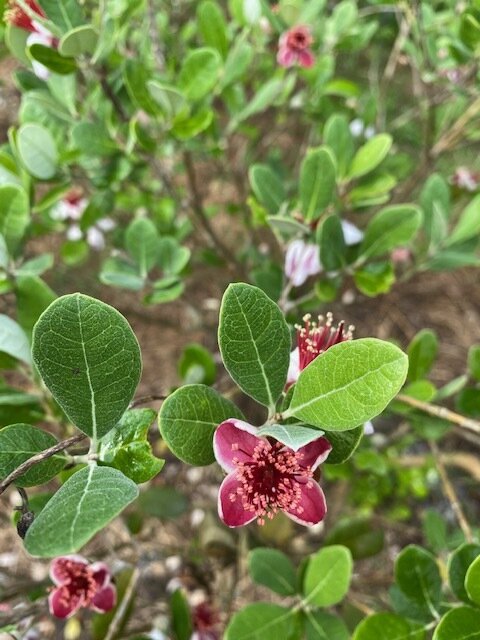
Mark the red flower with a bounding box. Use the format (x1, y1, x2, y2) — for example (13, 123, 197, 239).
(4, 0, 45, 33)
(48, 555, 116, 619)
(214, 419, 331, 527)
(287, 313, 354, 386)
(191, 601, 220, 640)
(277, 25, 315, 68)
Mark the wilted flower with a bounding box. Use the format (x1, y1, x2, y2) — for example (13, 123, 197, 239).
(284, 239, 321, 287)
(451, 166, 480, 192)
(214, 419, 331, 527)
(191, 601, 220, 640)
(5, 1, 56, 79)
(277, 25, 315, 68)
(48, 555, 116, 619)
(287, 312, 354, 386)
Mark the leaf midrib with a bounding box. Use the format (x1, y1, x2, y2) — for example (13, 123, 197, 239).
(76, 295, 97, 441)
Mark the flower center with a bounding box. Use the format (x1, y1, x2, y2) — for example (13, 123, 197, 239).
(296, 312, 354, 371)
(55, 560, 97, 607)
(230, 440, 313, 525)
(287, 28, 312, 52)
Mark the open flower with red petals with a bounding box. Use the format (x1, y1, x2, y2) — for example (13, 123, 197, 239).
(48, 555, 116, 619)
(214, 419, 331, 527)
(277, 25, 315, 68)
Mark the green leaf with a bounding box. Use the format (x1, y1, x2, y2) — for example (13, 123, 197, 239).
(407, 330, 438, 382)
(420, 173, 450, 247)
(249, 164, 285, 215)
(359, 205, 422, 259)
(125, 218, 159, 277)
(38, 0, 85, 31)
(349, 173, 397, 208)
(354, 613, 426, 640)
(24, 465, 138, 557)
(158, 384, 244, 465)
(0, 423, 65, 486)
(178, 344, 216, 386)
(303, 545, 353, 606)
(395, 545, 441, 616)
(71, 122, 117, 156)
(225, 603, 295, 640)
(15, 276, 56, 336)
(172, 108, 213, 139)
(5, 24, 30, 65)
(354, 262, 395, 297)
(144, 277, 184, 304)
(222, 40, 253, 87)
(17, 123, 58, 180)
(218, 283, 291, 409)
(178, 48, 222, 101)
(257, 424, 324, 451)
(157, 237, 190, 275)
(147, 81, 185, 119)
(305, 611, 349, 640)
(317, 215, 346, 271)
(32, 294, 142, 440)
(465, 555, 480, 605)
(0, 234, 8, 269)
(0, 184, 29, 252)
(0, 315, 31, 365)
(230, 78, 284, 129)
(422, 509, 447, 554)
(58, 25, 98, 56)
(125, 61, 163, 116)
(99, 257, 144, 291)
(16, 253, 54, 277)
(170, 589, 193, 640)
(447, 194, 480, 245)
(323, 115, 354, 178)
(326, 517, 384, 560)
(300, 147, 337, 222)
(100, 409, 164, 484)
(138, 486, 189, 520)
(28, 44, 76, 74)
(433, 607, 480, 640)
(468, 345, 480, 382)
(287, 338, 408, 431)
(324, 426, 364, 464)
(248, 548, 297, 596)
(197, 1, 228, 58)
(347, 134, 392, 180)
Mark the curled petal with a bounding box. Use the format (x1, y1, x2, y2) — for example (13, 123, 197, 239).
(298, 49, 315, 68)
(285, 481, 327, 526)
(297, 436, 332, 471)
(277, 47, 296, 67)
(341, 220, 363, 245)
(285, 240, 321, 287)
(90, 562, 111, 589)
(213, 419, 260, 473)
(218, 473, 256, 528)
(48, 587, 83, 619)
(50, 555, 88, 585)
(286, 347, 300, 387)
(91, 584, 117, 613)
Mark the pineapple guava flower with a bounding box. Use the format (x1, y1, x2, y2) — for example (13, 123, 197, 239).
(451, 167, 479, 192)
(48, 555, 116, 619)
(213, 419, 331, 527)
(277, 25, 315, 68)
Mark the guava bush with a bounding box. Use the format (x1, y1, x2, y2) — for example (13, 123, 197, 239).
(1, 0, 480, 639)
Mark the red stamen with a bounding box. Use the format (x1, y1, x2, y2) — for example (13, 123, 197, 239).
(4, 0, 45, 32)
(295, 312, 354, 371)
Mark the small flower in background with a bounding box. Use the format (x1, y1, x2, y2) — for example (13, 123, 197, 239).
(284, 221, 364, 287)
(349, 118, 376, 140)
(451, 166, 480, 192)
(52, 189, 115, 250)
(214, 418, 331, 527)
(391, 246, 411, 264)
(284, 239, 321, 287)
(48, 555, 116, 619)
(191, 601, 220, 640)
(287, 312, 354, 387)
(5, 0, 56, 80)
(277, 25, 315, 69)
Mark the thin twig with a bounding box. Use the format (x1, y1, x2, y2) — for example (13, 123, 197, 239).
(104, 568, 140, 640)
(430, 441, 474, 543)
(183, 150, 246, 277)
(0, 433, 87, 495)
(129, 394, 167, 408)
(396, 394, 480, 436)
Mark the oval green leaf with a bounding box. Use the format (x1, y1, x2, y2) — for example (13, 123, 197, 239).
(0, 184, 30, 252)
(354, 613, 426, 640)
(24, 465, 138, 557)
(395, 545, 441, 616)
(17, 123, 58, 180)
(218, 283, 291, 410)
(448, 543, 480, 603)
(360, 205, 422, 259)
(32, 294, 142, 440)
(300, 147, 337, 222)
(433, 607, 480, 640)
(225, 603, 295, 640)
(348, 134, 392, 180)
(248, 548, 297, 596)
(287, 338, 408, 431)
(303, 545, 353, 607)
(178, 47, 222, 101)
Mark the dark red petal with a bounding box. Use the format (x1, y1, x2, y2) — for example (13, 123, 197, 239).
(91, 562, 111, 589)
(91, 584, 117, 613)
(213, 419, 260, 473)
(284, 481, 326, 526)
(218, 473, 256, 528)
(48, 587, 83, 619)
(297, 436, 332, 471)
